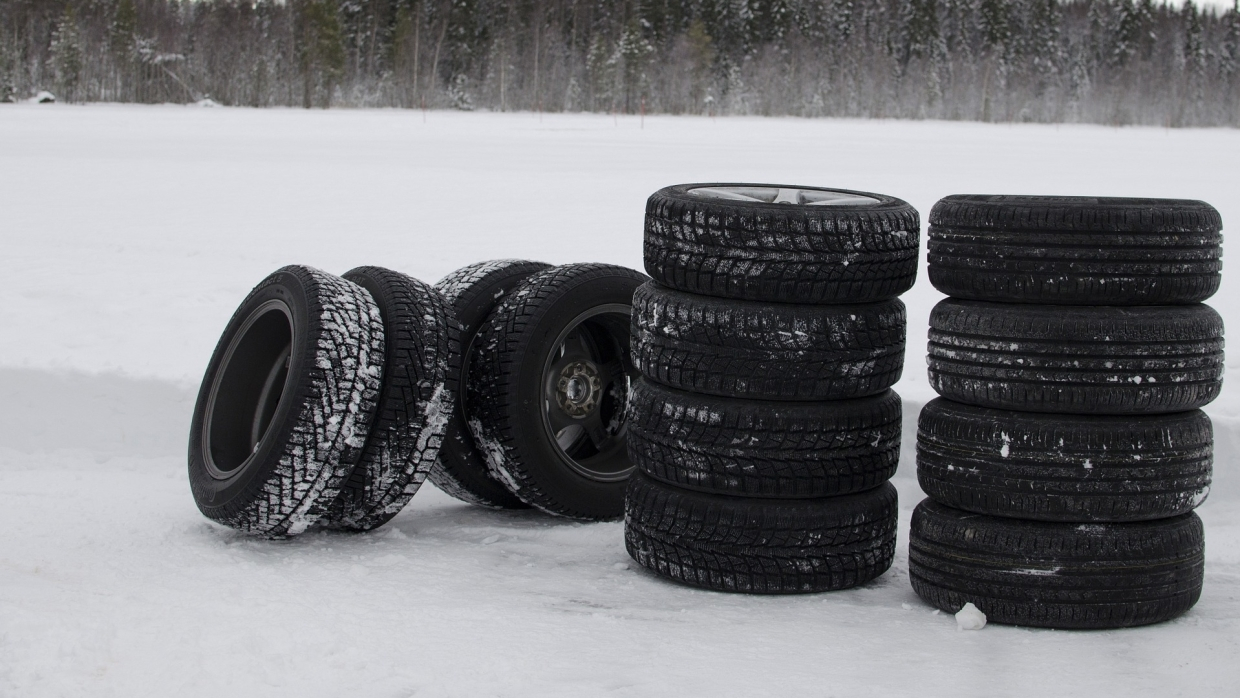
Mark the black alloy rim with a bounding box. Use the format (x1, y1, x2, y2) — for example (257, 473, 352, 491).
(540, 304, 636, 483)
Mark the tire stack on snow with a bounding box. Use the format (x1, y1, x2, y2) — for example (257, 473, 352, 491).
(625, 183, 921, 593)
(911, 195, 1224, 628)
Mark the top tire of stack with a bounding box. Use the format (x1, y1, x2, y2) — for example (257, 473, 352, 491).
(928, 195, 1223, 305)
(644, 183, 920, 304)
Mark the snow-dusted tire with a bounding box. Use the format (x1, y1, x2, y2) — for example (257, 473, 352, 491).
(908, 499, 1204, 629)
(927, 299, 1224, 414)
(628, 379, 901, 498)
(317, 267, 457, 531)
(625, 473, 898, 593)
(928, 195, 1223, 305)
(188, 265, 384, 538)
(917, 399, 1212, 522)
(644, 183, 919, 304)
(632, 282, 905, 401)
(468, 263, 648, 520)
(429, 260, 551, 509)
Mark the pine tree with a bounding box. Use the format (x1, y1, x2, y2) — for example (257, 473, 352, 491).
(50, 5, 84, 102)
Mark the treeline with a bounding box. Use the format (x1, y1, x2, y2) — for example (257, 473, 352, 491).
(2, 0, 1239, 126)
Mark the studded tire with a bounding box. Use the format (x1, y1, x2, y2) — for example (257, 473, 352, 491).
(188, 265, 385, 538)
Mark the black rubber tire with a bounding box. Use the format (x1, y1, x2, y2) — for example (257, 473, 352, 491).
(188, 265, 385, 538)
(628, 379, 901, 498)
(644, 183, 919, 304)
(316, 267, 458, 531)
(917, 398, 1212, 522)
(908, 499, 1205, 629)
(428, 260, 551, 509)
(927, 299, 1224, 415)
(632, 282, 905, 401)
(467, 263, 648, 519)
(625, 473, 898, 594)
(928, 195, 1223, 305)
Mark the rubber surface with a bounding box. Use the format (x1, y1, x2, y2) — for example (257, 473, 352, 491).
(908, 499, 1205, 629)
(917, 398, 1212, 522)
(644, 183, 919, 304)
(628, 379, 901, 498)
(928, 195, 1223, 305)
(318, 267, 458, 531)
(626, 473, 898, 593)
(188, 265, 384, 538)
(467, 263, 648, 520)
(429, 260, 551, 509)
(632, 282, 905, 401)
(927, 299, 1224, 414)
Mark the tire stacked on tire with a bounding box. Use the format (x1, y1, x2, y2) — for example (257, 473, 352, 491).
(912, 195, 1224, 628)
(626, 183, 921, 593)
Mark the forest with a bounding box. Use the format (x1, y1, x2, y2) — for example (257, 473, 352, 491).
(2, 0, 1239, 126)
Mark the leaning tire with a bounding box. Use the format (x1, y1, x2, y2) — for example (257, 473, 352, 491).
(632, 282, 905, 401)
(628, 379, 901, 498)
(917, 399, 1212, 522)
(928, 195, 1223, 305)
(644, 183, 919, 304)
(927, 299, 1224, 414)
(625, 473, 898, 593)
(428, 260, 551, 509)
(467, 263, 648, 519)
(908, 499, 1205, 629)
(188, 265, 384, 538)
(317, 267, 457, 531)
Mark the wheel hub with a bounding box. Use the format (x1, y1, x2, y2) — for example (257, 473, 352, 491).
(555, 361, 602, 418)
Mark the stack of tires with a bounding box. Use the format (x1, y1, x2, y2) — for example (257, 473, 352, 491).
(625, 183, 921, 593)
(911, 195, 1224, 628)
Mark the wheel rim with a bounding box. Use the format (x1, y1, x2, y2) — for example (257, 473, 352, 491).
(686, 185, 881, 207)
(202, 299, 296, 480)
(540, 303, 636, 483)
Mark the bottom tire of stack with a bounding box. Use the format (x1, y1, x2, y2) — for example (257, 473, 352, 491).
(908, 499, 1205, 629)
(625, 473, 898, 593)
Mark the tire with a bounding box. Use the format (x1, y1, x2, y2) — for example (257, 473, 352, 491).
(625, 473, 898, 593)
(317, 267, 458, 531)
(928, 195, 1223, 305)
(908, 499, 1205, 629)
(917, 398, 1212, 522)
(467, 263, 648, 519)
(188, 266, 385, 538)
(632, 282, 905, 401)
(428, 260, 551, 509)
(644, 183, 919, 304)
(927, 299, 1224, 414)
(628, 379, 901, 498)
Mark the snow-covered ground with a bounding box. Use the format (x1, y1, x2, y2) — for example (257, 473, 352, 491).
(1, 104, 1238, 696)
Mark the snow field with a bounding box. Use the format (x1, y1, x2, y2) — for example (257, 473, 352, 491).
(1, 104, 1239, 695)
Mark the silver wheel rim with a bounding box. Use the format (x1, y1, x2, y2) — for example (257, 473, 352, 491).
(540, 303, 636, 483)
(686, 185, 881, 207)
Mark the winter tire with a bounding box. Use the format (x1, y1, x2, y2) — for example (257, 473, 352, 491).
(928, 195, 1223, 305)
(316, 267, 457, 531)
(625, 472, 898, 594)
(917, 398, 1212, 522)
(632, 282, 905, 401)
(188, 265, 384, 538)
(908, 499, 1205, 629)
(628, 379, 901, 498)
(428, 260, 551, 509)
(644, 183, 919, 304)
(927, 299, 1224, 414)
(467, 263, 648, 519)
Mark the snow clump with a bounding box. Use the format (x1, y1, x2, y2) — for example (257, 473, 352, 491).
(955, 603, 987, 631)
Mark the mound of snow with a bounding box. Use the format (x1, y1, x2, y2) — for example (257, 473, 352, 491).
(956, 602, 988, 631)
